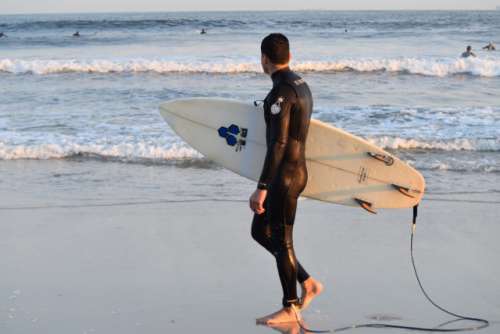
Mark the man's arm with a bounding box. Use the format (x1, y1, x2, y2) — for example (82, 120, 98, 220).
(257, 85, 295, 189)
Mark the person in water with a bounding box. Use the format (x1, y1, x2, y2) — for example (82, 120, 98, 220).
(0, 32, 7, 38)
(200, 28, 207, 35)
(73, 31, 80, 37)
(482, 42, 496, 51)
(250, 33, 323, 325)
(461, 45, 476, 58)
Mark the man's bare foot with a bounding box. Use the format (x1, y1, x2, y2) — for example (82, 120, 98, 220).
(266, 321, 301, 334)
(300, 277, 324, 310)
(256, 305, 301, 325)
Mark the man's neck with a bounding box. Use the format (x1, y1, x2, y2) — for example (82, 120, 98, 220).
(269, 63, 289, 77)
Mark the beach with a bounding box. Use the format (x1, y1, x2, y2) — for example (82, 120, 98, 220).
(1, 159, 499, 333)
(1, 10, 499, 333)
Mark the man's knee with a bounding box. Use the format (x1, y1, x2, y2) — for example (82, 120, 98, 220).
(271, 229, 294, 254)
(251, 217, 271, 244)
(274, 238, 293, 254)
(251, 223, 262, 243)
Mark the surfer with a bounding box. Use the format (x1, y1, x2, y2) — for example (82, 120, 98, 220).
(73, 31, 80, 37)
(250, 33, 323, 325)
(200, 28, 207, 35)
(461, 45, 476, 58)
(482, 42, 496, 51)
(0, 32, 7, 38)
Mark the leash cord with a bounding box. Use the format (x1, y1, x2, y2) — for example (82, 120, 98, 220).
(292, 208, 489, 333)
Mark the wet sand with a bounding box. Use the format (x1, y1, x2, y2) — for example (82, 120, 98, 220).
(1, 161, 499, 333)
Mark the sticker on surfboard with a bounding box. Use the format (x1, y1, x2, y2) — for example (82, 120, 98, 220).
(218, 124, 248, 152)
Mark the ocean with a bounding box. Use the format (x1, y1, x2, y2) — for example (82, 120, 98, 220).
(0, 10, 499, 202)
(1, 11, 500, 334)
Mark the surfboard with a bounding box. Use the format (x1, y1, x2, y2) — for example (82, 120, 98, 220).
(159, 98, 425, 212)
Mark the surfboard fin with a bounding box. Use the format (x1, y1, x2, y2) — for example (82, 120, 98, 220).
(355, 198, 377, 214)
(392, 184, 418, 198)
(367, 152, 394, 166)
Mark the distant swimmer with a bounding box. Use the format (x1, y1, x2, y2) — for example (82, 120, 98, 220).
(200, 28, 207, 35)
(0, 32, 7, 38)
(482, 42, 496, 51)
(73, 31, 80, 37)
(461, 45, 476, 58)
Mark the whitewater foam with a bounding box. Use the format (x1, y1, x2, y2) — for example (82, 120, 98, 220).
(0, 142, 202, 162)
(1, 136, 498, 164)
(1, 57, 499, 77)
(367, 136, 500, 151)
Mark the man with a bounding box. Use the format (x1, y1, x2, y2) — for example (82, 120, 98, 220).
(482, 42, 496, 51)
(461, 45, 476, 58)
(249, 33, 323, 325)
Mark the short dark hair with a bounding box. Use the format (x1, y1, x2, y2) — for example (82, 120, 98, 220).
(261, 33, 290, 65)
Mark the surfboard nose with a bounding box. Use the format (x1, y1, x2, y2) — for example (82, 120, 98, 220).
(160, 98, 216, 118)
(159, 99, 187, 116)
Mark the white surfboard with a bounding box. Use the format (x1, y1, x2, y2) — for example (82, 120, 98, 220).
(159, 98, 425, 212)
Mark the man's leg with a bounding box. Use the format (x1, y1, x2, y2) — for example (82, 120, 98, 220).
(278, 195, 323, 311)
(256, 182, 323, 324)
(256, 189, 302, 324)
(251, 211, 310, 284)
(273, 221, 300, 307)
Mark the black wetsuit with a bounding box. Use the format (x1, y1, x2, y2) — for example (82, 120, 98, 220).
(251, 67, 313, 307)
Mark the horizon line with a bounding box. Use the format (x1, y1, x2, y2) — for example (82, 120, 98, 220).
(0, 8, 498, 15)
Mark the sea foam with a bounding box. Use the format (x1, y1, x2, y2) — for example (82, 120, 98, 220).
(1, 136, 498, 162)
(1, 57, 499, 77)
(0, 142, 201, 162)
(367, 136, 500, 151)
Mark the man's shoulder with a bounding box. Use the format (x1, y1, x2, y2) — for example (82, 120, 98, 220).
(281, 70, 307, 86)
(273, 83, 297, 104)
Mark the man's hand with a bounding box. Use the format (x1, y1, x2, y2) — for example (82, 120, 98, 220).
(249, 188, 267, 214)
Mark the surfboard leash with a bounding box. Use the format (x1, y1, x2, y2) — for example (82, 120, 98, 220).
(290, 205, 490, 333)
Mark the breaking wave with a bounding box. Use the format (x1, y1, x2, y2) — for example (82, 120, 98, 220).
(0, 142, 203, 163)
(0, 137, 498, 162)
(367, 137, 500, 152)
(1, 57, 500, 77)
(1, 137, 498, 173)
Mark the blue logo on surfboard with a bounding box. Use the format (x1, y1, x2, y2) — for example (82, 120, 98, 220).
(218, 124, 248, 152)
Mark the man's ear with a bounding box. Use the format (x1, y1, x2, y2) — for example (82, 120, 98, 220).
(261, 53, 269, 65)
(289, 52, 292, 63)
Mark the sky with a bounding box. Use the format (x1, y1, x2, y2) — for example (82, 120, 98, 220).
(0, 0, 498, 14)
